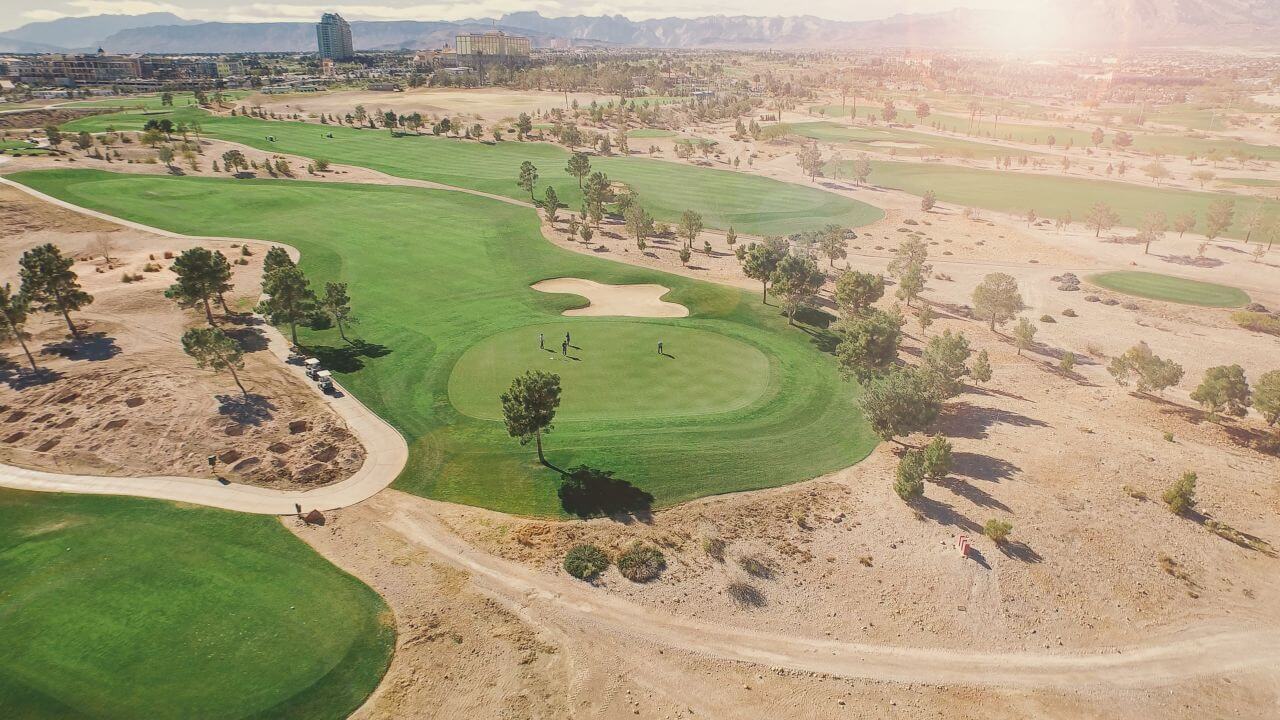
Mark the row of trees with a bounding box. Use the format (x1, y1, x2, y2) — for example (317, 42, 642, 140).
(1107, 341, 1280, 429)
(176, 245, 356, 397)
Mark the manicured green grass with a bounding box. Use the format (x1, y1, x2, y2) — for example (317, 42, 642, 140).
(449, 321, 771, 421)
(779, 121, 1039, 160)
(60, 91, 247, 110)
(62, 109, 882, 235)
(1221, 177, 1280, 188)
(0, 140, 48, 156)
(0, 488, 394, 720)
(839, 159, 1279, 240)
(13, 170, 877, 517)
(810, 102, 1280, 160)
(627, 128, 676, 138)
(1087, 271, 1250, 307)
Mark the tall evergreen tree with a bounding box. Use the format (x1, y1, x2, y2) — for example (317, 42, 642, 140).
(19, 243, 93, 339)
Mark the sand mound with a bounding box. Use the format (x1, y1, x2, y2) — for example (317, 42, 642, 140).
(531, 278, 688, 318)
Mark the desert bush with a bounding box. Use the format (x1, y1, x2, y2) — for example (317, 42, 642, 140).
(617, 543, 665, 582)
(737, 556, 774, 579)
(1040, 314, 1056, 323)
(1059, 352, 1076, 373)
(922, 435, 952, 480)
(701, 535, 726, 562)
(1163, 432, 1175, 442)
(726, 581, 765, 608)
(1163, 471, 1197, 515)
(240, 245, 253, 256)
(142, 262, 161, 272)
(1232, 311, 1280, 337)
(563, 544, 610, 580)
(858, 556, 873, 567)
(894, 450, 926, 502)
(163, 250, 174, 259)
(120, 272, 143, 283)
(1062, 308, 1078, 317)
(983, 518, 1013, 544)
(1122, 485, 1148, 501)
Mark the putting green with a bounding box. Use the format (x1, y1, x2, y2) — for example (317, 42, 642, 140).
(449, 321, 772, 421)
(0, 489, 393, 720)
(13, 170, 877, 517)
(1088, 271, 1250, 308)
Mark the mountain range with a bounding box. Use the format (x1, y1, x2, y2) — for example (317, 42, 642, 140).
(2, 2, 1278, 54)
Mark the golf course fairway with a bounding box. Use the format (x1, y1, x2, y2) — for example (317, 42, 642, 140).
(12, 170, 877, 518)
(0, 489, 393, 720)
(61, 107, 883, 236)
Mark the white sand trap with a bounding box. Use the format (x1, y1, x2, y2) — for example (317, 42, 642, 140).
(869, 141, 930, 149)
(532, 278, 688, 318)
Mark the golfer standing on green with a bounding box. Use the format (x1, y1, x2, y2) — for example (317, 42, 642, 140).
(657, 340, 663, 355)
(539, 332, 544, 349)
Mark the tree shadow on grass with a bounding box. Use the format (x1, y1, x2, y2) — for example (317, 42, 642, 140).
(217, 393, 276, 426)
(793, 305, 835, 329)
(950, 451, 1020, 482)
(557, 465, 653, 523)
(42, 332, 120, 361)
(308, 340, 390, 373)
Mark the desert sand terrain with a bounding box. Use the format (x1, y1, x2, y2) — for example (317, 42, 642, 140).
(0, 183, 364, 488)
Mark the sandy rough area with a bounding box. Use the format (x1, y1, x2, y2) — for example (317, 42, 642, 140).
(0, 184, 365, 488)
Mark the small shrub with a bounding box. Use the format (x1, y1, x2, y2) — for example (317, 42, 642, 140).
(1059, 352, 1076, 373)
(563, 544, 610, 580)
(983, 518, 1012, 544)
(1163, 471, 1197, 515)
(142, 262, 161, 272)
(1040, 314, 1056, 323)
(922, 435, 952, 480)
(701, 535, 726, 562)
(1122, 485, 1148, 501)
(858, 556, 873, 567)
(726, 581, 765, 608)
(1232, 311, 1280, 337)
(1062, 308, 1078, 317)
(235, 257, 249, 266)
(1158, 554, 1194, 586)
(163, 250, 174, 259)
(1163, 432, 1175, 443)
(737, 556, 774, 579)
(120, 272, 143, 283)
(894, 451, 926, 502)
(617, 543, 665, 582)
(240, 245, 253, 256)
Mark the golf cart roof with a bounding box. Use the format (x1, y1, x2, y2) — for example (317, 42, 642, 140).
(316, 370, 332, 378)
(304, 358, 321, 366)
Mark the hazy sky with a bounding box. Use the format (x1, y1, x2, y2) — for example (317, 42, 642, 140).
(0, 0, 1031, 32)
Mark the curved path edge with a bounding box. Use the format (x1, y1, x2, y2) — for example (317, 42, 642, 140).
(0, 170, 408, 515)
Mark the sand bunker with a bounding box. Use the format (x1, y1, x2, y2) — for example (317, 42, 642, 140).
(869, 141, 930, 149)
(532, 278, 688, 318)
